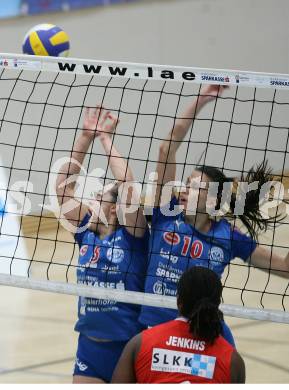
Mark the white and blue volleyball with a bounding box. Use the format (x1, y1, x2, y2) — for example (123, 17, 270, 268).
(22, 24, 70, 57)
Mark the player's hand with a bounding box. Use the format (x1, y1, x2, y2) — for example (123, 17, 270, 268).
(82, 106, 119, 139)
(199, 84, 228, 104)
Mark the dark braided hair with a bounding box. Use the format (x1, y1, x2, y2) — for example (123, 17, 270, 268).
(177, 266, 223, 345)
(195, 161, 284, 241)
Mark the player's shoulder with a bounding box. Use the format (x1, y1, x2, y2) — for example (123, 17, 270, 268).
(75, 215, 98, 245)
(230, 223, 253, 241)
(217, 219, 247, 238)
(217, 218, 231, 230)
(143, 319, 179, 338)
(117, 225, 150, 246)
(217, 218, 246, 236)
(216, 333, 236, 352)
(210, 218, 232, 238)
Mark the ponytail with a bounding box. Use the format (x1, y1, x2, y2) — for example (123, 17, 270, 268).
(177, 267, 223, 344)
(188, 298, 222, 345)
(234, 161, 284, 241)
(196, 161, 285, 241)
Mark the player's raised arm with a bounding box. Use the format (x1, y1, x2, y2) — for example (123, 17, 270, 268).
(249, 245, 289, 279)
(96, 110, 147, 238)
(154, 84, 226, 207)
(55, 107, 102, 227)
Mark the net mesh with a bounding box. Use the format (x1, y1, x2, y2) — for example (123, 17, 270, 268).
(0, 55, 288, 322)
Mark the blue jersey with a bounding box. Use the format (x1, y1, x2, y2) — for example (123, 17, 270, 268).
(139, 198, 256, 327)
(75, 214, 149, 340)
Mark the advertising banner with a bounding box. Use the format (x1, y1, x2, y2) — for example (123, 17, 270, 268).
(22, 0, 136, 15)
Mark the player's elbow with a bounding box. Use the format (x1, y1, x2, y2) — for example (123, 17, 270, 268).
(55, 175, 74, 203)
(55, 176, 65, 196)
(285, 257, 289, 278)
(159, 142, 170, 161)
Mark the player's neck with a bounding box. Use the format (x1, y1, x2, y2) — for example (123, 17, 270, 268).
(185, 213, 212, 233)
(97, 218, 118, 239)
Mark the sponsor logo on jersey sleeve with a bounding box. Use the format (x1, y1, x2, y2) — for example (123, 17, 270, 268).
(208, 246, 224, 268)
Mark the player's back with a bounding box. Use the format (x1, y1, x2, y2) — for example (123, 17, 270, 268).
(135, 317, 234, 383)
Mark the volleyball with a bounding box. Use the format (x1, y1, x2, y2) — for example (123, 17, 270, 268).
(22, 23, 70, 57)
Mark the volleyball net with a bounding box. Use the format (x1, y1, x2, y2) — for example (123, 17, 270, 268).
(0, 53, 288, 323)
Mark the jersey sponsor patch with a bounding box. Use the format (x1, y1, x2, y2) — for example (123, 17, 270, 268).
(90, 246, 100, 263)
(79, 245, 88, 256)
(160, 248, 178, 264)
(156, 267, 181, 281)
(85, 246, 101, 269)
(151, 348, 216, 379)
(153, 281, 176, 296)
(106, 246, 124, 264)
(208, 246, 224, 267)
(163, 231, 181, 245)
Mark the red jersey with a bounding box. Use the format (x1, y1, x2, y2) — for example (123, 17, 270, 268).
(135, 317, 234, 383)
